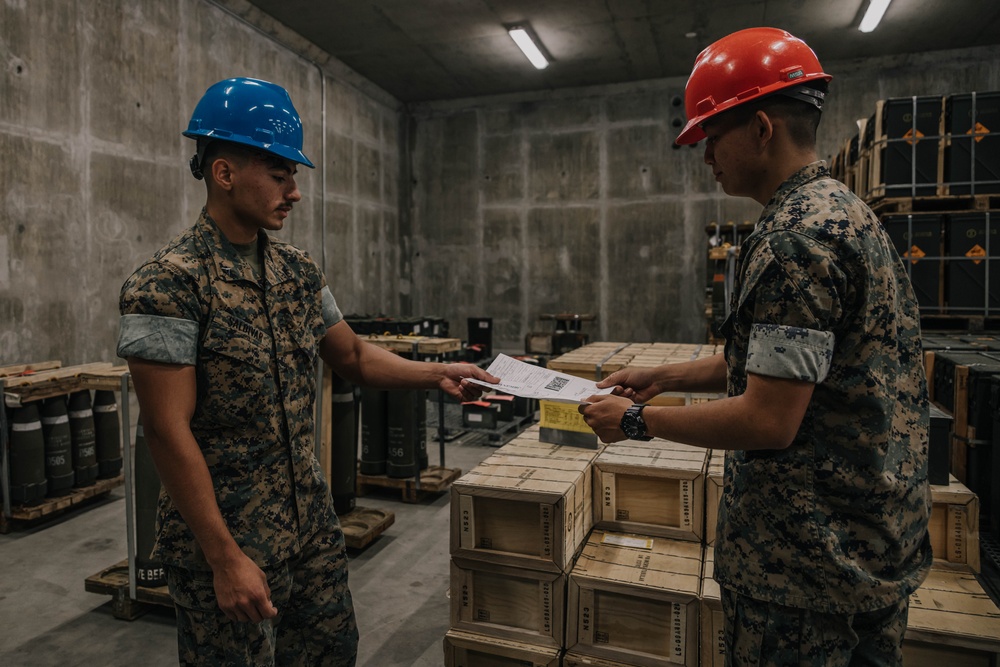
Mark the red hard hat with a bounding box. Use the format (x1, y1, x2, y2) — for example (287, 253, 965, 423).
(675, 27, 832, 145)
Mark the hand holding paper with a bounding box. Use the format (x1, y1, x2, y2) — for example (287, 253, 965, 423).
(464, 353, 615, 404)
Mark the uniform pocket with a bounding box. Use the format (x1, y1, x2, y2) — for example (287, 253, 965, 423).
(199, 314, 272, 428)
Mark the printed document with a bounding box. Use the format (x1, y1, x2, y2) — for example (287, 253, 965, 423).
(465, 353, 614, 404)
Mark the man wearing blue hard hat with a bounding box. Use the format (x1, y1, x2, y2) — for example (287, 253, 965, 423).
(117, 77, 497, 666)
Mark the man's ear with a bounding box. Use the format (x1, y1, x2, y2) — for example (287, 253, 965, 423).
(209, 157, 235, 192)
(752, 109, 775, 146)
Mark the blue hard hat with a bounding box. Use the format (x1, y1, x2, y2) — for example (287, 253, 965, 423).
(183, 77, 315, 170)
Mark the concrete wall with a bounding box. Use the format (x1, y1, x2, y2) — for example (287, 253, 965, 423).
(2, 0, 1000, 366)
(0, 0, 404, 368)
(410, 44, 1000, 351)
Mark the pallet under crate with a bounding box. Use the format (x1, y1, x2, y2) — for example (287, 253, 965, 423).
(0, 475, 124, 533)
(84, 560, 173, 621)
(442, 629, 561, 667)
(355, 465, 461, 502)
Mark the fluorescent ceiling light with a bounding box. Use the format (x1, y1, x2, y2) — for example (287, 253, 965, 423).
(508, 26, 549, 69)
(859, 0, 892, 33)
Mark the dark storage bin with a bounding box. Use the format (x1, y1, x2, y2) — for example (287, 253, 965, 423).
(992, 378, 1000, 534)
(946, 212, 1000, 313)
(876, 96, 943, 198)
(467, 317, 493, 358)
(483, 395, 515, 422)
(945, 91, 1000, 195)
(462, 401, 500, 430)
(931, 351, 1000, 413)
(882, 214, 943, 310)
(929, 404, 953, 487)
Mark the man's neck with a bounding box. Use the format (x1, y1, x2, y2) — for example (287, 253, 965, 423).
(753, 150, 819, 206)
(205, 203, 258, 245)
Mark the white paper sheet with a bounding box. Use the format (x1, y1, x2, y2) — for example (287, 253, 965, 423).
(465, 353, 614, 404)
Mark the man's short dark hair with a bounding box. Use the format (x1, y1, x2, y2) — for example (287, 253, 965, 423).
(198, 140, 288, 180)
(716, 81, 828, 148)
(753, 81, 828, 147)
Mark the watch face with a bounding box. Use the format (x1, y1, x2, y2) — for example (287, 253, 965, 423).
(621, 407, 642, 438)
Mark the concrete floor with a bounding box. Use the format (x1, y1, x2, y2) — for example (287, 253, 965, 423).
(0, 427, 500, 667)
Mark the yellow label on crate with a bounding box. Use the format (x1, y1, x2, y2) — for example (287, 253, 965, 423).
(539, 400, 593, 434)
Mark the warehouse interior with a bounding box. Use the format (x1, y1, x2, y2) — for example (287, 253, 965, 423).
(3, 0, 1000, 665)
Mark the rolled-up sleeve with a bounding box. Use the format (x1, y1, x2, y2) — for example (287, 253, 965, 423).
(738, 230, 846, 384)
(117, 314, 199, 365)
(321, 285, 343, 330)
(118, 260, 202, 366)
(747, 324, 834, 383)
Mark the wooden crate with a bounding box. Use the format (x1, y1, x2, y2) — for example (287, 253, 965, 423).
(361, 333, 462, 356)
(929, 476, 980, 572)
(498, 426, 606, 465)
(451, 444, 598, 573)
(700, 547, 724, 667)
(704, 450, 724, 546)
(567, 530, 702, 667)
(904, 566, 1000, 664)
(442, 629, 561, 667)
(547, 343, 632, 381)
(450, 557, 566, 649)
(592, 439, 708, 542)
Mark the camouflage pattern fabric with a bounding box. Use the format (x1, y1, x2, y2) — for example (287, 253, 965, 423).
(715, 162, 932, 614)
(167, 520, 358, 666)
(721, 588, 908, 666)
(117, 210, 343, 568)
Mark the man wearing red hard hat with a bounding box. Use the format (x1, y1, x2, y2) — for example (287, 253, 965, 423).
(582, 28, 931, 665)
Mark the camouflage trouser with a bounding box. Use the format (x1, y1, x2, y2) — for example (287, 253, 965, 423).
(166, 519, 358, 666)
(722, 588, 908, 667)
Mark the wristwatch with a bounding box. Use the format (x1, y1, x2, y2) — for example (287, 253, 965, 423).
(620, 403, 653, 441)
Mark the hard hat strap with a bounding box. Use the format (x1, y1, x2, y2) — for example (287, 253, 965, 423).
(776, 85, 826, 111)
(189, 139, 211, 180)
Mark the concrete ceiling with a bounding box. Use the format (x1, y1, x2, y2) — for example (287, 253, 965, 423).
(245, 0, 1000, 103)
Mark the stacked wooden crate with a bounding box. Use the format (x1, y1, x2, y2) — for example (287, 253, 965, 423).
(564, 437, 709, 667)
(444, 424, 603, 664)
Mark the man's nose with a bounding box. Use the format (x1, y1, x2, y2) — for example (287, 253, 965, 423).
(286, 179, 302, 202)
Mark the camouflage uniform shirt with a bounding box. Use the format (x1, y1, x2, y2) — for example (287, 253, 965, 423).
(715, 162, 932, 613)
(117, 211, 343, 569)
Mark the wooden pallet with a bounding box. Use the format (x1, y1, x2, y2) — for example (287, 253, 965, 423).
(0, 360, 62, 378)
(0, 474, 123, 533)
(84, 559, 173, 621)
(920, 314, 1000, 332)
(869, 193, 1000, 217)
(356, 465, 462, 503)
(2, 362, 119, 405)
(340, 506, 395, 550)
